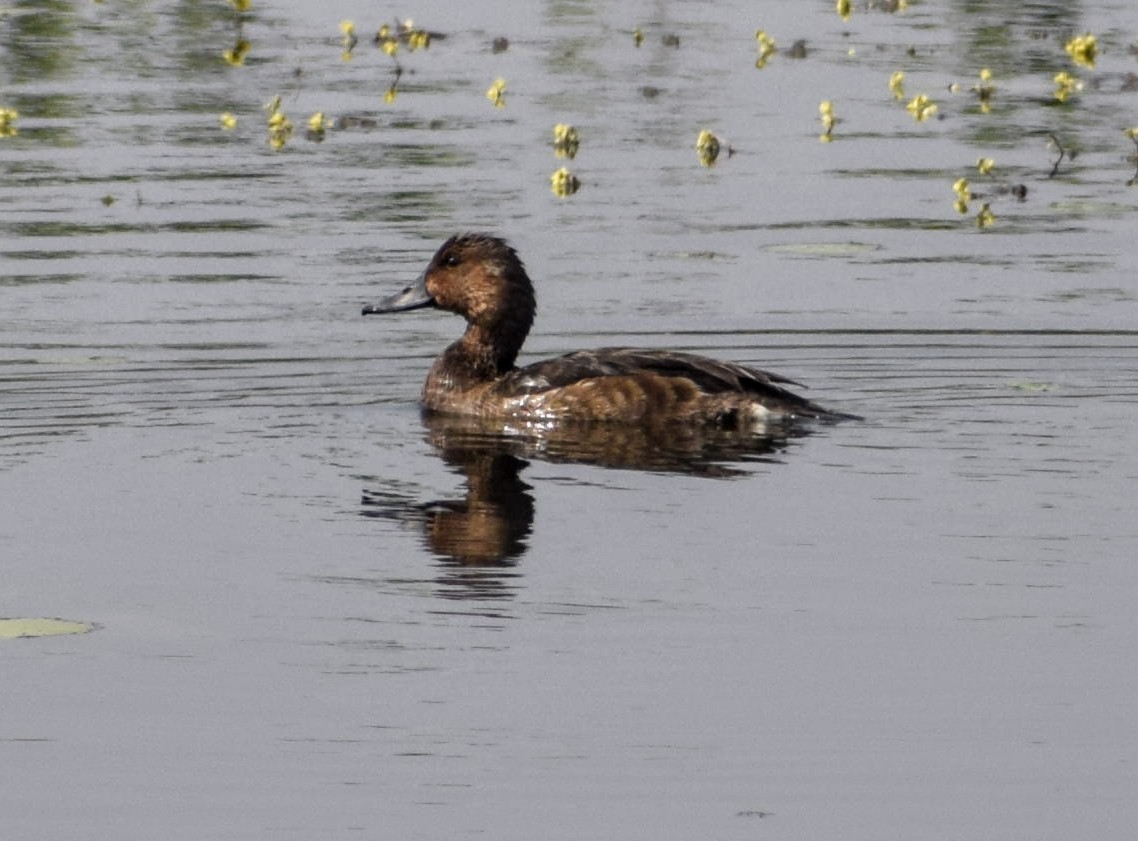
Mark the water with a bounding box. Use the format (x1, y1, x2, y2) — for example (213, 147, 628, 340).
(3, 1, 1138, 838)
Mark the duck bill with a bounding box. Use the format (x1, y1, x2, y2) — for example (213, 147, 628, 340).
(362, 270, 434, 315)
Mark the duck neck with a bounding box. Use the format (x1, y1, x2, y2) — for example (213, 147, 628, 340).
(433, 317, 530, 390)
(462, 322, 523, 375)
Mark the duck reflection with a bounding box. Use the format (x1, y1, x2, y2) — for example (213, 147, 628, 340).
(361, 413, 810, 600)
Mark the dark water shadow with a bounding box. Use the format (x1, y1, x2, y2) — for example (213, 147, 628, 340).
(360, 413, 813, 601)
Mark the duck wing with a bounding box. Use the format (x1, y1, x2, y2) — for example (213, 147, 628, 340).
(504, 347, 805, 395)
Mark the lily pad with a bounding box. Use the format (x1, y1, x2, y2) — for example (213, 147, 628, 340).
(0, 618, 96, 640)
(765, 242, 881, 257)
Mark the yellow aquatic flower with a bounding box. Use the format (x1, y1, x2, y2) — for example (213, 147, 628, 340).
(0, 107, 19, 137)
(307, 112, 329, 132)
(976, 203, 995, 228)
(377, 24, 391, 40)
(381, 38, 398, 57)
(696, 129, 720, 166)
(408, 30, 430, 51)
(889, 71, 905, 101)
(384, 85, 398, 105)
(230, 0, 251, 11)
(268, 124, 293, 148)
(340, 20, 358, 58)
(550, 167, 580, 197)
(265, 100, 293, 150)
(953, 197, 969, 215)
(906, 93, 938, 122)
(970, 68, 994, 113)
(976, 157, 995, 175)
(219, 112, 237, 130)
(1064, 33, 1096, 69)
(836, 0, 851, 22)
(553, 123, 578, 145)
(486, 78, 507, 108)
(1125, 127, 1138, 140)
(952, 178, 971, 200)
(754, 30, 777, 69)
(553, 123, 580, 159)
(633, 28, 643, 47)
(1053, 70, 1080, 103)
(819, 100, 835, 141)
(222, 38, 251, 67)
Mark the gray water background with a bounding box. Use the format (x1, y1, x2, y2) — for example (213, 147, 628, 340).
(3, 1, 1138, 838)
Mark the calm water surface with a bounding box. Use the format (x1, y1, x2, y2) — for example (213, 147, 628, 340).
(3, 1, 1138, 839)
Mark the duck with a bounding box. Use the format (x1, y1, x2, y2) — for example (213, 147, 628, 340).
(362, 234, 856, 426)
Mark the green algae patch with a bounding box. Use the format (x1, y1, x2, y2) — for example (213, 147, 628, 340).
(0, 618, 96, 640)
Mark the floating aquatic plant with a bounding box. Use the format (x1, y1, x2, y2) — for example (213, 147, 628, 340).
(0, 617, 95, 639)
(696, 129, 720, 167)
(340, 20, 358, 60)
(973, 68, 994, 113)
(906, 93, 937, 122)
(889, 71, 905, 101)
(1064, 33, 1097, 69)
(550, 167, 580, 197)
(264, 95, 293, 150)
(755, 30, 777, 69)
(553, 123, 580, 159)
(952, 160, 1024, 224)
(307, 112, 329, 141)
(486, 78, 507, 108)
(633, 28, 643, 47)
(222, 37, 250, 66)
(369, 20, 431, 105)
(952, 177, 971, 214)
(0, 107, 18, 137)
(374, 19, 431, 55)
(819, 100, 836, 142)
(401, 19, 429, 49)
(219, 112, 237, 130)
(836, 0, 851, 22)
(1053, 71, 1080, 103)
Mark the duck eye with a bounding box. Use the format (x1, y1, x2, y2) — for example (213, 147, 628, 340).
(443, 253, 460, 268)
